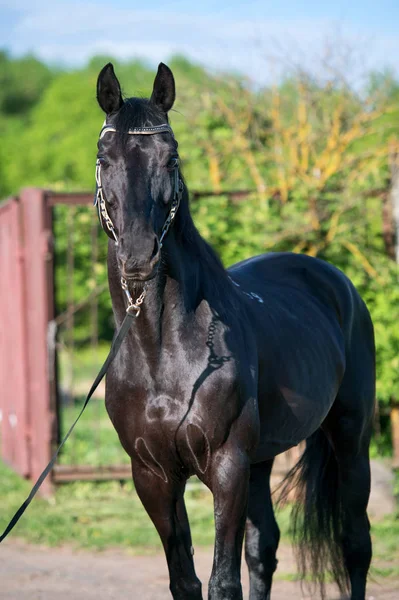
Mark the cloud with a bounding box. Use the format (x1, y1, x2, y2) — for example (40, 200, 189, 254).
(2, 1, 399, 85)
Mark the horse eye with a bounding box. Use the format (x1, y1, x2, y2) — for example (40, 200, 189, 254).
(166, 157, 179, 170)
(98, 156, 109, 168)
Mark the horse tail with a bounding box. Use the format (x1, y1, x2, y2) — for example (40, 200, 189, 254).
(281, 429, 349, 599)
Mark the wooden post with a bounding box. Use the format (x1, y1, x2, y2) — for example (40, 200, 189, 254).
(20, 188, 55, 496)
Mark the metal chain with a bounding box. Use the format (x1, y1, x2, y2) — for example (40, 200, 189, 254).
(120, 277, 147, 318)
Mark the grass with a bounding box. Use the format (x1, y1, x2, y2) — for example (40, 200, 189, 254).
(58, 343, 110, 385)
(0, 458, 293, 553)
(0, 460, 215, 552)
(1, 460, 398, 583)
(57, 341, 129, 466)
(58, 396, 129, 466)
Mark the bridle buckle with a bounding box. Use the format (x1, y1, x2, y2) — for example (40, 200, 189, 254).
(126, 304, 141, 318)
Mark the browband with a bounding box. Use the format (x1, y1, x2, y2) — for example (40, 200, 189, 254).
(99, 123, 174, 140)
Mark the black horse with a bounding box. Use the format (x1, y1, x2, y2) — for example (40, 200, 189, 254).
(95, 62, 375, 600)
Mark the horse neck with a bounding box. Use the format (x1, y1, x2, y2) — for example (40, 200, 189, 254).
(107, 212, 231, 354)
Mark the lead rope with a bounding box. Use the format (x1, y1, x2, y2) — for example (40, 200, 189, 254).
(0, 125, 183, 542)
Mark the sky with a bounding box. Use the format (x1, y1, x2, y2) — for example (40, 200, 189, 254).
(1, 0, 399, 84)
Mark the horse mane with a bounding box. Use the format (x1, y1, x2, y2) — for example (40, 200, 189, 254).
(113, 97, 239, 323)
(115, 97, 166, 129)
(173, 180, 239, 321)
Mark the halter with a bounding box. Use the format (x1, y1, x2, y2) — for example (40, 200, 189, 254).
(95, 122, 183, 317)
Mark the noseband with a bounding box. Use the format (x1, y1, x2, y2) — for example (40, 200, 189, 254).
(94, 122, 183, 317)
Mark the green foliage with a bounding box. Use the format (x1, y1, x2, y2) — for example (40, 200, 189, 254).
(1, 52, 398, 423)
(0, 50, 55, 117)
(363, 266, 399, 401)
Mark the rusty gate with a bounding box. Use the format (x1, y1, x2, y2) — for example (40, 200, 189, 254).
(0, 188, 125, 491)
(0, 190, 56, 495)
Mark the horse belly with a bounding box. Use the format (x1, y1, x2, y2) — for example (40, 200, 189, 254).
(254, 387, 335, 460)
(254, 340, 345, 461)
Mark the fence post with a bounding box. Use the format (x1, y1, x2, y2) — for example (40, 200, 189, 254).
(20, 188, 55, 496)
(0, 198, 30, 477)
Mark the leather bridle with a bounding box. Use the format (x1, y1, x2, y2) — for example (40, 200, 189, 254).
(94, 122, 183, 316)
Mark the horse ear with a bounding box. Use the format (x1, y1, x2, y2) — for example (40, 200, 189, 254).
(151, 63, 175, 113)
(97, 63, 123, 114)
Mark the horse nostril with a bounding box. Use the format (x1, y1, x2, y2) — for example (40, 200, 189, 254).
(150, 236, 160, 261)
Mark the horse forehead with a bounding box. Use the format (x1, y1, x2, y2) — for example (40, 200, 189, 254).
(128, 135, 168, 159)
(109, 134, 169, 163)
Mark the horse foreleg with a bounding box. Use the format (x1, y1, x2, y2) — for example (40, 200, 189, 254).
(132, 460, 202, 600)
(207, 445, 250, 600)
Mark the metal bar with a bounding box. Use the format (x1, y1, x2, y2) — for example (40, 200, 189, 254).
(0, 197, 30, 477)
(20, 188, 54, 496)
(47, 190, 259, 205)
(52, 464, 132, 482)
(45, 203, 60, 455)
(64, 207, 76, 467)
(46, 187, 389, 207)
(90, 219, 102, 466)
(52, 465, 216, 489)
(47, 193, 95, 206)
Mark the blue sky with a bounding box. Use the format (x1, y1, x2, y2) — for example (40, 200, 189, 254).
(1, 0, 399, 84)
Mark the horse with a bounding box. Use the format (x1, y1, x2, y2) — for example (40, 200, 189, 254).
(95, 62, 375, 600)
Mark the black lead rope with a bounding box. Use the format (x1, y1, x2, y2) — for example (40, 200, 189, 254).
(0, 312, 135, 544)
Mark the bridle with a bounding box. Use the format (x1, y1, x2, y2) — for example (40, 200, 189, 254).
(94, 122, 183, 317)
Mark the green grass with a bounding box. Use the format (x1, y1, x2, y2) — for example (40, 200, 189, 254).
(370, 513, 399, 575)
(57, 341, 129, 466)
(1, 459, 398, 578)
(58, 396, 129, 466)
(58, 343, 110, 384)
(0, 460, 215, 551)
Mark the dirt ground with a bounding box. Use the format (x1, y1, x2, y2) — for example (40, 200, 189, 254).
(1, 541, 398, 600)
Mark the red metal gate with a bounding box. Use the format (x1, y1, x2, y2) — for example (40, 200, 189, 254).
(0, 189, 55, 495)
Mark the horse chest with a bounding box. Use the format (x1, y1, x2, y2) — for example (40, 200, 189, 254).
(106, 354, 243, 478)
